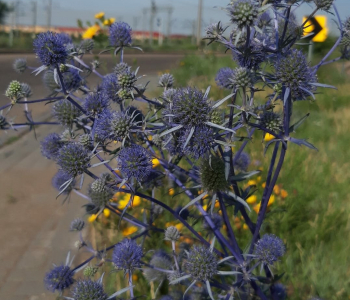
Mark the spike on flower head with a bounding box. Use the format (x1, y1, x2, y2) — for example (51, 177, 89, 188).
(52, 170, 75, 194)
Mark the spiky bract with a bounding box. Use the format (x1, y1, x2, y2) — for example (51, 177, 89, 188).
(159, 73, 174, 88)
(186, 245, 218, 281)
(52, 170, 75, 194)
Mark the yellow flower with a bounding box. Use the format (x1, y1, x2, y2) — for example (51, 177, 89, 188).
(281, 189, 288, 198)
(132, 274, 138, 281)
(123, 226, 138, 236)
(103, 208, 110, 218)
(262, 182, 266, 188)
(273, 185, 280, 195)
(215, 200, 220, 208)
(246, 195, 257, 204)
(165, 222, 175, 227)
(169, 188, 175, 196)
(253, 203, 261, 214)
(247, 180, 257, 186)
(152, 158, 160, 168)
(264, 133, 275, 142)
(202, 204, 208, 211)
(95, 12, 105, 19)
(133, 196, 141, 207)
(268, 195, 275, 207)
(88, 214, 98, 223)
(109, 18, 116, 23)
(117, 198, 129, 209)
(243, 224, 249, 230)
(257, 176, 262, 182)
(82, 25, 100, 39)
(175, 223, 183, 231)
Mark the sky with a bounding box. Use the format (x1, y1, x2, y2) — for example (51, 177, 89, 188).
(4, 0, 350, 36)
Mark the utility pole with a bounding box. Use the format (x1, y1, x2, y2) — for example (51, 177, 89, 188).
(149, 0, 157, 46)
(166, 7, 173, 38)
(142, 8, 147, 43)
(196, 0, 203, 46)
(32, 1, 37, 33)
(47, 0, 52, 30)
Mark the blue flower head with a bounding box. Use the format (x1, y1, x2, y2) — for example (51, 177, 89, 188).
(33, 31, 68, 66)
(44, 264, 74, 293)
(71, 279, 108, 300)
(202, 213, 223, 232)
(52, 170, 75, 194)
(186, 245, 218, 281)
(215, 67, 236, 90)
(118, 144, 152, 182)
(112, 238, 143, 272)
(254, 234, 285, 266)
(70, 219, 85, 231)
(164, 87, 212, 128)
(179, 125, 215, 159)
(101, 74, 123, 104)
(41, 133, 64, 160)
(83, 92, 110, 117)
(274, 49, 317, 100)
(95, 109, 113, 143)
(272, 283, 287, 300)
(57, 143, 91, 177)
(109, 22, 132, 47)
(228, 0, 259, 29)
(53, 99, 83, 127)
(62, 68, 83, 92)
(234, 151, 250, 172)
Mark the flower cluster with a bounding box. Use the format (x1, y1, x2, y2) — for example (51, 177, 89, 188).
(0, 1, 344, 299)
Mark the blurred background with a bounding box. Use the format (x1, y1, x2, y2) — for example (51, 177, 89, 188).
(0, 1, 349, 300)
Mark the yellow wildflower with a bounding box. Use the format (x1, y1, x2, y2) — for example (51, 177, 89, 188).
(82, 25, 100, 39)
(103, 208, 110, 218)
(133, 196, 141, 207)
(247, 180, 257, 186)
(169, 188, 175, 196)
(202, 204, 208, 211)
(95, 12, 105, 19)
(273, 185, 280, 195)
(268, 195, 275, 207)
(132, 274, 138, 281)
(88, 214, 97, 223)
(215, 200, 220, 208)
(264, 133, 275, 142)
(262, 182, 266, 188)
(246, 195, 257, 204)
(281, 189, 288, 198)
(123, 226, 138, 236)
(243, 224, 249, 230)
(175, 223, 183, 231)
(257, 176, 262, 182)
(253, 203, 261, 214)
(117, 198, 129, 209)
(152, 158, 160, 168)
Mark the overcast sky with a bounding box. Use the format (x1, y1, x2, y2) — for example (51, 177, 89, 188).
(4, 0, 350, 35)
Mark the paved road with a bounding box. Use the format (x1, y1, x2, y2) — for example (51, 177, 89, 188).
(0, 53, 183, 300)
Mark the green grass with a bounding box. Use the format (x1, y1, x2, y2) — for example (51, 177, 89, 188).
(171, 53, 350, 300)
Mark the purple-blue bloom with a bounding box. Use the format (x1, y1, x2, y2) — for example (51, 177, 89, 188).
(33, 31, 68, 66)
(57, 143, 91, 177)
(83, 92, 110, 117)
(109, 22, 132, 47)
(234, 152, 250, 172)
(255, 234, 285, 266)
(71, 279, 108, 300)
(215, 67, 236, 90)
(118, 144, 152, 182)
(101, 73, 123, 104)
(52, 170, 75, 194)
(53, 99, 83, 127)
(44, 264, 74, 293)
(112, 238, 143, 272)
(41, 133, 64, 160)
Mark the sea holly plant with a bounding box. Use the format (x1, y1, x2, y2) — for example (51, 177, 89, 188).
(0, 0, 347, 298)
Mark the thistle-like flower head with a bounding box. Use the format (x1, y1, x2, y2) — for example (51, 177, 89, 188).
(215, 67, 236, 90)
(117, 69, 137, 92)
(41, 133, 64, 160)
(20, 83, 32, 98)
(79, 39, 95, 53)
(101, 74, 123, 104)
(109, 21, 132, 47)
(88, 178, 113, 210)
(57, 143, 91, 177)
(5, 80, 23, 102)
(259, 111, 282, 132)
(114, 62, 130, 75)
(200, 156, 229, 192)
(62, 68, 83, 92)
(143, 251, 172, 282)
(164, 226, 181, 241)
(274, 49, 317, 100)
(95, 110, 113, 143)
(205, 22, 226, 44)
(159, 73, 174, 88)
(165, 87, 212, 128)
(52, 170, 75, 194)
(186, 245, 218, 281)
(109, 111, 133, 142)
(44, 264, 74, 293)
(33, 31, 68, 66)
(228, 0, 259, 29)
(117, 144, 152, 182)
(202, 213, 223, 232)
(83, 92, 110, 117)
(13, 58, 27, 73)
(71, 279, 108, 300)
(83, 266, 98, 278)
(53, 99, 83, 127)
(254, 234, 285, 266)
(112, 238, 143, 272)
(231, 67, 254, 90)
(234, 151, 251, 172)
